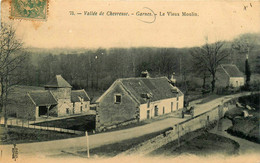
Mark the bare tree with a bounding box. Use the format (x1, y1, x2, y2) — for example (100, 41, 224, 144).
(192, 39, 228, 92)
(0, 23, 26, 127)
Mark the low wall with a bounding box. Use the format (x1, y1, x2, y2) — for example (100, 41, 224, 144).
(120, 99, 236, 156)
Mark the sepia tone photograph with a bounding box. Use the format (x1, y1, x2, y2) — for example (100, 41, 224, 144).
(0, 0, 260, 162)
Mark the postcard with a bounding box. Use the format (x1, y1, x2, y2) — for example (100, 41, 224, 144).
(0, 0, 260, 163)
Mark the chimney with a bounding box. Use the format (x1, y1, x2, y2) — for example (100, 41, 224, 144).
(141, 70, 150, 78)
(170, 72, 176, 86)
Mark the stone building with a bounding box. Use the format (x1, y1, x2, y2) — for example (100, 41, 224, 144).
(14, 75, 90, 120)
(95, 73, 184, 131)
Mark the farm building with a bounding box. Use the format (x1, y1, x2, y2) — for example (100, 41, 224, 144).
(95, 73, 184, 131)
(9, 75, 90, 120)
(216, 64, 245, 88)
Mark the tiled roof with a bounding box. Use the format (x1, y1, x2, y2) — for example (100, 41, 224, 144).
(71, 90, 90, 102)
(28, 91, 57, 106)
(221, 64, 244, 77)
(119, 77, 182, 104)
(45, 75, 72, 88)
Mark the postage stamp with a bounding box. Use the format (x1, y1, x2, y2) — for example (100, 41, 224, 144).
(10, 0, 48, 20)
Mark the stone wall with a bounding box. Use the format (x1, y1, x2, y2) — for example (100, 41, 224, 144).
(120, 100, 235, 156)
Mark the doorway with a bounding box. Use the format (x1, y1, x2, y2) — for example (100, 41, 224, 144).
(154, 105, 158, 116)
(39, 106, 48, 116)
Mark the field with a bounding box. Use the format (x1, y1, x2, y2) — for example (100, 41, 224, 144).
(33, 115, 96, 132)
(0, 125, 81, 145)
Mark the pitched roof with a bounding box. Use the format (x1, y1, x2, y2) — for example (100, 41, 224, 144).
(44, 75, 72, 88)
(220, 64, 244, 77)
(71, 90, 90, 102)
(97, 77, 183, 104)
(28, 91, 57, 106)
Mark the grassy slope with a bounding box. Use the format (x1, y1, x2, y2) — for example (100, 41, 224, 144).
(76, 130, 164, 157)
(150, 132, 239, 156)
(33, 115, 96, 132)
(0, 125, 81, 145)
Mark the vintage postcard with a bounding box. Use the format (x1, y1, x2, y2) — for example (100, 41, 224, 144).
(0, 0, 260, 163)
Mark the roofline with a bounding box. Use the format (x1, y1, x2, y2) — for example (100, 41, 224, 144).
(82, 89, 91, 101)
(37, 103, 58, 106)
(220, 64, 230, 77)
(27, 93, 36, 106)
(96, 80, 120, 103)
(96, 76, 183, 104)
(220, 64, 244, 77)
(49, 91, 58, 102)
(71, 89, 90, 101)
(27, 91, 58, 106)
(74, 89, 91, 101)
(119, 80, 141, 104)
(117, 76, 168, 81)
(44, 85, 72, 88)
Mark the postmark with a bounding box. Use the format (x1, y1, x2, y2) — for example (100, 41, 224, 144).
(10, 0, 48, 20)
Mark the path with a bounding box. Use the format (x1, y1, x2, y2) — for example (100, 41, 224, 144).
(210, 118, 260, 155)
(0, 92, 256, 159)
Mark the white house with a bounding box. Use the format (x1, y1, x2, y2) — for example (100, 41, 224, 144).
(216, 64, 245, 88)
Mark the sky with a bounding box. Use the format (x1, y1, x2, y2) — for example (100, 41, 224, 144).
(1, 0, 260, 49)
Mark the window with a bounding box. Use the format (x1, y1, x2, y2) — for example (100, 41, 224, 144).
(115, 94, 122, 103)
(80, 106, 83, 113)
(171, 102, 173, 112)
(147, 110, 150, 119)
(85, 104, 88, 108)
(66, 108, 69, 114)
(163, 107, 165, 114)
(177, 96, 179, 101)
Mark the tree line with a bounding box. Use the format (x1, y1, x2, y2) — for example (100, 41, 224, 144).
(0, 23, 259, 100)
(1, 23, 260, 127)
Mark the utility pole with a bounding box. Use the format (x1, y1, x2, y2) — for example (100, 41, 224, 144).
(177, 124, 180, 147)
(85, 131, 90, 158)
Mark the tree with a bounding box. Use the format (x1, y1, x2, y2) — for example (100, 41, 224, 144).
(256, 55, 260, 74)
(245, 56, 251, 87)
(0, 23, 26, 127)
(191, 39, 228, 92)
(232, 34, 256, 86)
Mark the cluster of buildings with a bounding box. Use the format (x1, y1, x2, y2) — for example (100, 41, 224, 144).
(14, 75, 90, 120)
(8, 63, 244, 131)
